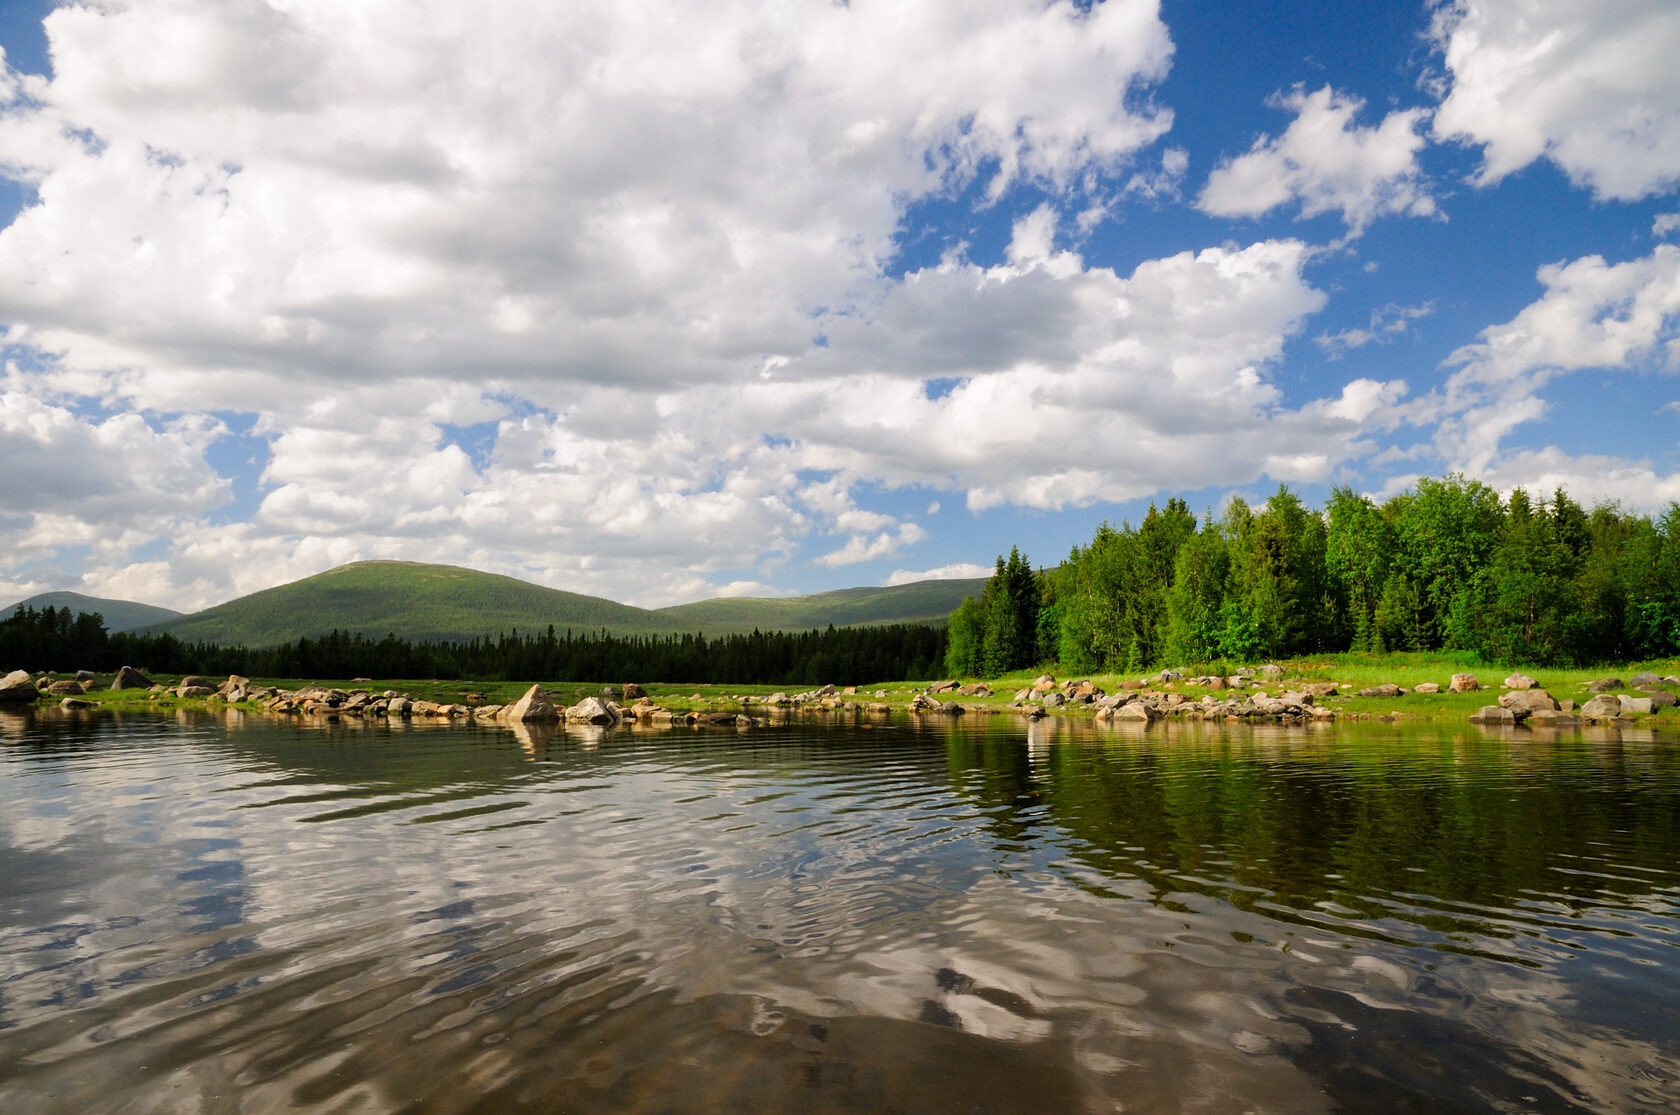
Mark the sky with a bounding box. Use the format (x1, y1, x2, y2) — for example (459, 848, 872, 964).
(1, 0, 1678, 613)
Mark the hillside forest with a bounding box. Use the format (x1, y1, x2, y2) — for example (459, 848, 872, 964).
(947, 474, 1680, 677)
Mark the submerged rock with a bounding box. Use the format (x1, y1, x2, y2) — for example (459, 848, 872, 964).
(1469, 705, 1515, 725)
(565, 696, 619, 725)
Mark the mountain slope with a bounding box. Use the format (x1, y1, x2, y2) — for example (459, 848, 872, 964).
(4, 591, 182, 633)
(143, 561, 984, 646)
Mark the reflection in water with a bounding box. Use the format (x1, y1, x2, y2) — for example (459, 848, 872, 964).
(0, 710, 1677, 1112)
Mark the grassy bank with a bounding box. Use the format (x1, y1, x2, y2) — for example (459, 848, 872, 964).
(22, 652, 1680, 728)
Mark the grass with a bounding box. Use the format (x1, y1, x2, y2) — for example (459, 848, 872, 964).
(29, 651, 1680, 728)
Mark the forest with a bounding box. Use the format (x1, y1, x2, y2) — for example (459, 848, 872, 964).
(947, 474, 1680, 677)
(0, 608, 947, 687)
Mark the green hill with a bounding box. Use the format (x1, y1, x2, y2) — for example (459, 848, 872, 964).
(142, 561, 984, 647)
(4, 591, 182, 633)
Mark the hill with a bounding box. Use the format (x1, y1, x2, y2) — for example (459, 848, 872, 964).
(4, 591, 182, 633)
(142, 561, 984, 647)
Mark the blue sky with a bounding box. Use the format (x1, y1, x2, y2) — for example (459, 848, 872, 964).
(1, 0, 1678, 612)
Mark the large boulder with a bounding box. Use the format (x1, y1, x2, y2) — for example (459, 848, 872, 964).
(621, 683, 647, 701)
(1358, 683, 1403, 699)
(1469, 705, 1516, 726)
(1503, 673, 1537, 690)
(1448, 674, 1481, 693)
(1628, 672, 1663, 688)
(47, 680, 83, 697)
(1586, 677, 1623, 693)
(1580, 694, 1625, 719)
(1618, 695, 1654, 716)
(1112, 702, 1160, 722)
(565, 696, 619, 725)
(1499, 689, 1559, 714)
(1648, 690, 1677, 709)
(0, 670, 41, 704)
(500, 684, 561, 723)
(110, 666, 154, 690)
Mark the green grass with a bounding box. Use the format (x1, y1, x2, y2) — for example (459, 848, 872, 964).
(140, 561, 983, 647)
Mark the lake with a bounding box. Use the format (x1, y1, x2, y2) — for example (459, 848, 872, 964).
(2, 708, 1678, 1113)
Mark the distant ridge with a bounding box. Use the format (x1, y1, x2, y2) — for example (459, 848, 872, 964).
(141, 560, 985, 647)
(3, 591, 182, 634)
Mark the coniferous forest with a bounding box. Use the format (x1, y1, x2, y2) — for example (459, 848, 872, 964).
(0, 608, 946, 687)
(948, 474, 1680, 677)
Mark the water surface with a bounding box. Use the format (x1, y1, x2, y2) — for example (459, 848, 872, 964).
(2, 709, 1678, 1112)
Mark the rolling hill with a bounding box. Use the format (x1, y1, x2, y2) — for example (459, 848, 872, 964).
(141, 561, 985, 647)
(3, 591, 182, 633)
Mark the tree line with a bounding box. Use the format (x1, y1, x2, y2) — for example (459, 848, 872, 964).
(0, 605, 947, 686)
(948, 474, 1680, 676)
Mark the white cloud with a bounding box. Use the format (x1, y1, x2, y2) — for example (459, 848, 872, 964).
(1431, 0, 1680, 200)
(814, 523, 929, 568)
(1315, 301, 1435, 357)
(1655, 213, 1680, 238)
(886, 563, 990, 586)
(1198, 86, 1433, 234)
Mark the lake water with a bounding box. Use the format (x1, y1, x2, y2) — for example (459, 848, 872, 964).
(2, 708, 1678, 1113)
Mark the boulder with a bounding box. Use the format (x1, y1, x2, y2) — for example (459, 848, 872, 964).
(1580, 694, 1625, 719)
(1448, 673, 1481, 693)
(1413, 682, 1441, 694)
(958, 683, 993, 697)
(1157, 669, 1184, 684)
(1259, 664, 1285, 680)
(217, 675, 250, 698)
(1499, 689, 1559, 714)
(1618, 695, 1654, 716)
(180, 675, 217, 691)
(1112, 702, 1160, 722)
(565, 696, 619, 725)
(110, 666, 154, 690)
(1042, 691, 1066, 708)
(1503, 673, 1537, 690)
(47, 680, 83, 697)
(1302, 682, 1339, 698)
(1359, 684, 1402, 699)
(0, 670, 41, 703)
(1469, 705, 1516, 725)
(60, 697, 96, 710)
(1586, 678, 1623, 693)
(928, 680, 960, 694)
(1525, 708, 1579, 728)
(621, 683, 647, 701)
(75, 669, 97, 683)
(1628, 672, 1663, 688)
(1647, 689, 1677, 709)
(908, 693, 942, 713)
(177, 686, 217, 699)
(502, 686, 563, 723)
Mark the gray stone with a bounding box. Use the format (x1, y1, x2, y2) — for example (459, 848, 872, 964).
(1112, 702, 1160, 722)
(1586, 677, 1623, 693)
(1580, 694, 1624, 719)
(1499, 689, 1559, 713)
(502, 684, 561, 723)
(0, 671, 40, 705)
(1628, 672, 1663, 688)
(1618, 695, 1654, 716)
(110, 666, 153, 690)
(1359, 683, 1402, 699)
(565, 696, 619, 725)
(1647, 689, 1677, 709)
(177, 686, 217, 699)
(1469, 705, 1516, 725)
(75, 669, 96, 683)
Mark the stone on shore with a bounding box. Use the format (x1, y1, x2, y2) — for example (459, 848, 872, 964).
(1618, 695, 1654, 716)
(565, 696, 619, 725)
(0, 670, 41, 703)
(1503, 673, 1537, 690)
(1469, 705, 1516, 725)
(1112, 702, 1160, 722)
(47, 680, 83, 696)
(1579, 694, 1625, 719)
(1359, 683, 1402, 698)
(622, 683, 647, 701)
(1586, 678, 1622, 693)
(60, 697, 95, 710)
(1448, 673, 1480, 693)
(1628, 672, 1662, 688)
(1647, 689, 1677, 708)
(1413, 682, 1440, 694)
(501, 684, 561, 723)
(111, 666, 153, 690)
(1499, 689, 1559, 714)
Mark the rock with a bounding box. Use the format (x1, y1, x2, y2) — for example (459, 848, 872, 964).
(1413, 682, 1441, 694)
(1032, 674, 1056, 691)
(1469, 705, 1516, 725)
(47, 680, 83, 697)
(179, 675, 216, 691)
(1157, 669, 1183, 684)
(388, 697, 412, 717)
(908, 693, 942, 712)
(928, 680, 960, 694)
(1499, 689, 1559, 713)
(1112, 702, 1160, 722)
(1618, 695, 1654, 716)
(1580, 694, 1625, 719)
(1301, 682, 1338, 698)
(1586, 678, 1623, 693)
(1503, 673, 1537, 690)
(958, 683, 993, 697)
(1526, 709, 1580, 728)
(1012, 688, 1033, 703)
(565, 696, 619, 725)
(1448, 674, 1480, 693)
(177, 686, 217, 699)
(500, 684, 561, 723)
(75, 669, 96, 683)
(110, 666, 154, 690)
(815, 684, 839, 698)
(1628, 672, 1663, 688)
(1647, 689, 1677, 709)
(1358, 684, 1402, 699)
(60, 697, 96, 710)
(1042, 691, 1066, 708)
(1259, 664, 1284, 680)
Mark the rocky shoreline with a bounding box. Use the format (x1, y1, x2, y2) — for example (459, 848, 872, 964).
(3, 665, 1677, 730)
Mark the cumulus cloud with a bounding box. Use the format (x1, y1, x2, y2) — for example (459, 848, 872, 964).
(1431, 0, 1680, 200)
(886, 563, 991, 586)
(1315, 302, 1436, 357)
(1198, 86, 1434, 234)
